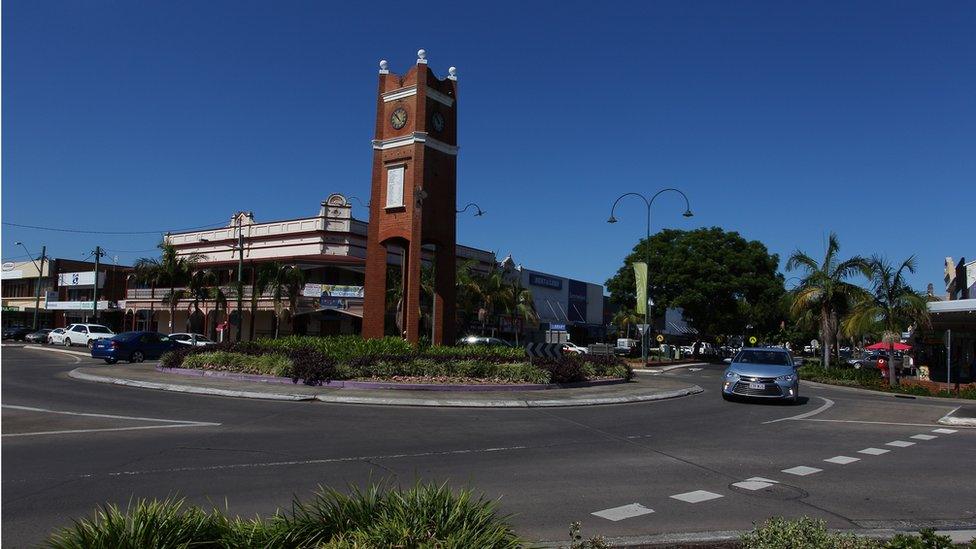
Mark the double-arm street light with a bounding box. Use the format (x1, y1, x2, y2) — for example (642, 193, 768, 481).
(608, 189, 694, 366)
(456, 203, 486, 216)
(14, 241, 47, 331)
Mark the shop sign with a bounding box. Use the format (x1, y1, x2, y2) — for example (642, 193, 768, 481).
(1, 269, 24, 280)
(46, 300, 113, 311)
(58, 272, 106, 288)
(2, 262, 15, 271)
(302, 284, 364, 299)
(320, 296, 347, 310)
(529, 273, 562, 290)
(2, 305, 20, 312)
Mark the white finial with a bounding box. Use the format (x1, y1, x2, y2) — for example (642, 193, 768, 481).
(379, 59, 389, 74)
(417, 49, 428, 64)
(447, 66, 457, 81)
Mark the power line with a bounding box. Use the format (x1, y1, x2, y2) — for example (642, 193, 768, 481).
(2, 220, 227, 235)
(101, 247, 162, 254)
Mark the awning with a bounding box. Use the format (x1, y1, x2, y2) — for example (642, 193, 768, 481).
(865, 342, 912, 351)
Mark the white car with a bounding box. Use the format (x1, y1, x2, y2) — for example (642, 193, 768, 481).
(47, 328, 67, 345)
(562, 342, 588, 355)
(62, 323, 115, 349)
(170, 333, 216, 347)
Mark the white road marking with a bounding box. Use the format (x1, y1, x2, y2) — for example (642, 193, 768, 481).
(1, 404, 220, 438)
(688, 368, 703, 372)
(670, 490, 724, 503)
(763, 397, 834, 424)
(803, 419, 948, 427)
(858, 448, 890, 455)
(824, 456, 860, 465)
(933, 428, 957, 434)
(886, 440, 915, 447)
(910, 434, 937, 441)
(746, 476, 779, 484)
(733, 480, 773, 491)
(634, 369, 662, 374)
(592, 503, 655, 521)
(782, 466, 822, 476)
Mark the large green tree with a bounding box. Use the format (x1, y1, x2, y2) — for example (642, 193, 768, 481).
(606, 227, 785, 340)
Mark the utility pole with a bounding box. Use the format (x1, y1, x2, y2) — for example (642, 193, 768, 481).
(92, 246, 105, 323)
(33, 246, 46, 331)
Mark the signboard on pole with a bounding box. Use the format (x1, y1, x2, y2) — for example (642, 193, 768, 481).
(636, 324, 649, 335)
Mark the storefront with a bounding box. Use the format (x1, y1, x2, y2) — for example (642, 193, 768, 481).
(914, 299, 976, 384)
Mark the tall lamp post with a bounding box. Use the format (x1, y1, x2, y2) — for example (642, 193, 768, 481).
(608, 189, 693, 366)
(15, 242, 46, 331)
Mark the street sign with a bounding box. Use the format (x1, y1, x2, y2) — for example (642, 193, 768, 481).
(810, 339, 820, 349)
(636, 324, 649, 335)
(749, 336, 758, 345)
(656, 334, 665, 343)
(524, 343, 563, 360)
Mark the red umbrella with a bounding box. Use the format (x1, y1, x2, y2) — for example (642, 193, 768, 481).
(865, 342, 912, 351)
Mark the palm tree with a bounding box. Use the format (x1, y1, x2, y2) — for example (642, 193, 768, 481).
(843, 256, 930, 386)
(134, 242, 204, 333)
(612, 308, 640, 340)
(258, 263, 305, 338)
(470, 270, 511, 336)
(786, 233, 870, 368)
(507, 281, 538, 346)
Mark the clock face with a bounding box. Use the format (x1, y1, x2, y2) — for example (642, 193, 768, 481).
(390, 108, 408, 130)
(431, 111, 445, 132)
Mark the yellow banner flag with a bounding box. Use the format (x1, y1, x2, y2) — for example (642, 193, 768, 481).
(634, 262, 648, 315)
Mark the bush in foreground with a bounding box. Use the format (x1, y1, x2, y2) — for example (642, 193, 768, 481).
(47, 484, 524, 549)
(740, 517, 966, 549)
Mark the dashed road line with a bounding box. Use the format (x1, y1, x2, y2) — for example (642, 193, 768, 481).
(858, 448, 890, 455)
(823, 456, 860, 465)
(733, 480, 774, 491)
(910, 434, 937, 440)
(933, 428, 957, 434)
(782, 466, 822, 476)
(592, 503, 655, 521)
(670, 490, 723, 503)
(746, 476, 779, 484)
(886, 440, 915, 448)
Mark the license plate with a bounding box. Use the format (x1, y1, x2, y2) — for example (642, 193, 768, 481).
(748, 382, 765, 390)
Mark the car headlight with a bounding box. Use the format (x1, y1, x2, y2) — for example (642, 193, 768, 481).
(725, 371, 740, 380)
(776, 374, 795, 383)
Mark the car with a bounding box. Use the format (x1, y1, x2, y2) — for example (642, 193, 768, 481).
(90, 331, 176, 364)
(3, 326, 32, 341)
(848, 351, 904, 376)
(24, 329, 53, 344)
(170, 333, 216, 347)
(561, 342, 588, 355)
(46, 328, 67, 345)
(457, 335, 513, 347)
(62, 323, 115, 349)
(722, 347, 800, 404)
(615, 338, 638, 356)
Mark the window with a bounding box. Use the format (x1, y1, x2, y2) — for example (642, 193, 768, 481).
(72, 326, 87, 333)
(385, 165, 404, 208)
(89, 325, 111, 334)
(734, 350, 791, 366)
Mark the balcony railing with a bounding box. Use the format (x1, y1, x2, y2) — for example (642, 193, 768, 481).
(126, 286, 275, 300)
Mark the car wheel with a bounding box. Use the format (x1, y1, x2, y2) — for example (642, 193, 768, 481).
(104, 358, 118, 365)
(87, 340, 95, 350)
(722, 392, 732, 401)
(130, 351, 144, 363)
(853, 363, 861, 370)
(64, 338, 72, 347)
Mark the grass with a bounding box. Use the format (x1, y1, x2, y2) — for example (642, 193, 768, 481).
(46, 484, 525, 549)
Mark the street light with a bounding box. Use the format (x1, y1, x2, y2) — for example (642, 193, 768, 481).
(607, 188, 694, 366)
(457, 203, 486, 216)
(15, 241, 47, 331)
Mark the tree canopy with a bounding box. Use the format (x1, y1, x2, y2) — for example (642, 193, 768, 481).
(605, 227, 785, 338)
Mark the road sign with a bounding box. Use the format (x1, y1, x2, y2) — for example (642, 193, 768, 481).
(636, 324, 649, 335)
(524, 343, 563, 360)
(656, 334, 665, 343)
(749, 336, 758, 345)
(810, 339, 820, 349)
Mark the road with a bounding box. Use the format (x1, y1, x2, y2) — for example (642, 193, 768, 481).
(3, 346, 974, 546)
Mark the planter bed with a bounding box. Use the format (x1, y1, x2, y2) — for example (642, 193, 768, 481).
(155, 365, 628, 392)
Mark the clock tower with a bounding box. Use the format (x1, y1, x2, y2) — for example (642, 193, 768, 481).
(362, 50, 458, 345)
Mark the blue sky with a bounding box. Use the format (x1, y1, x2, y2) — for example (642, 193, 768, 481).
(4, 1, 974, 292)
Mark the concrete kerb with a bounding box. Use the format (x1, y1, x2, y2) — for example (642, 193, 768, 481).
(801, 378, 976, 406)
(939, 406, 976, 427)
(4, 343, 92, 358)
(68, 369, 317, 401)
(633, 362, 710, 374)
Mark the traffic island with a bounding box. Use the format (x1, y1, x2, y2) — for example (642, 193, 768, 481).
(68, 363, 703, 407)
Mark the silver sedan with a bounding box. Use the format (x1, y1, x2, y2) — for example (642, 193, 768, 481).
(722, 348, 800, 404)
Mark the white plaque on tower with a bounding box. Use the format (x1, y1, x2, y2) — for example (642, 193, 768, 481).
(386, 165, 404, 208)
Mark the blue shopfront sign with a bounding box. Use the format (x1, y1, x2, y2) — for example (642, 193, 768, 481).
(529, 273, 563, 290)
(549, 323, 567, 331)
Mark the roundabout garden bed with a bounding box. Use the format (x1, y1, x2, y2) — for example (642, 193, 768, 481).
(159, 335, 632, 388)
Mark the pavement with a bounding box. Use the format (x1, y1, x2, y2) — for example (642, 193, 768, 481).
(3, 346, 975, 547)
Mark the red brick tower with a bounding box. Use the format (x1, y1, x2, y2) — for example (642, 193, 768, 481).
(362, 50, 458, 345)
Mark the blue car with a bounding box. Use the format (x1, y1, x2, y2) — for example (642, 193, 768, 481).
(722, 347, 800, 404)
(91, 331, 176, 364)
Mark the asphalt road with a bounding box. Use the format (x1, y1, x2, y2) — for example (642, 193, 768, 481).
(3, 347, 974, 547)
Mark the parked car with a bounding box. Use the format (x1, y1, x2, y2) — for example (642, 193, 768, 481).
(457, 336, 513, 347)
(62, 323, 115, 349)
(24, 329, 52, 344)
(615, 338, 638, 356)
(722, 347, 800, 404)
(170, 333, 216, 347)
(562, 342, 588, 355)
(848, 351, 904, 376)
(47, 328, 67, 345)
(90, 331, 176, 364)
(3, 325, 32, 341)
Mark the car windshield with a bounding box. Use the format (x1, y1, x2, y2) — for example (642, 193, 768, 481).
(734, 350, 792, 366)
(89, 326, 112, 334)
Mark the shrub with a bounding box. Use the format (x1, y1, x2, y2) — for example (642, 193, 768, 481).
(288, 348, 336, 386)
(563, 521, 613, 549)
(181, 351, 292, 377)
(533, 357, 586, 384)
(886, 528, 954, 549)
(740, 516, 880, 549)
(46, 497, 228, 548)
